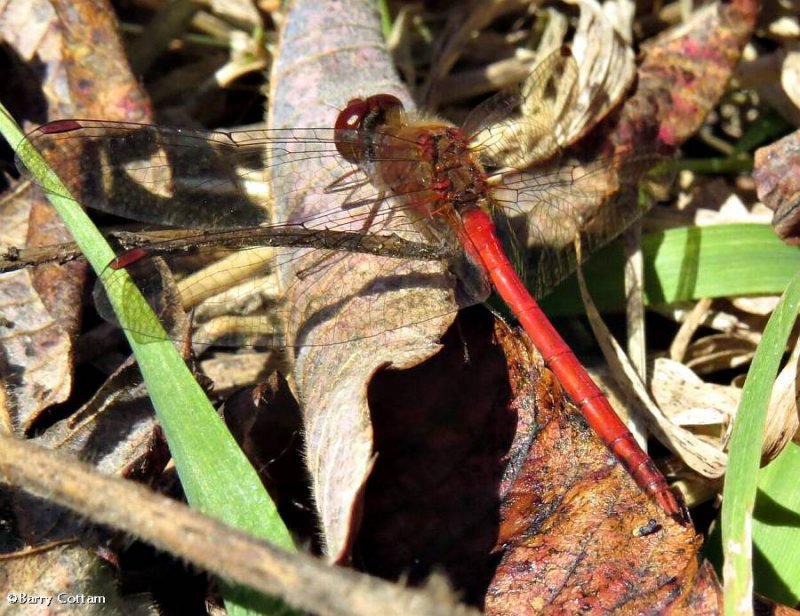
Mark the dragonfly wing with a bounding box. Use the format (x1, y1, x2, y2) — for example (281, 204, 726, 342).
(465, 47, 579, 170)
(465, 1, 635, 172)
(16, 120, 367, 230)
(495, 150, 673, 298)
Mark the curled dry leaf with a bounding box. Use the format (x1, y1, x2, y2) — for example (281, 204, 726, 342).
(685, 333, 758, 374)
(562, 0, 636, 145)
(650, 358, 738, 432)
(269, 0, 454, 559)
(649, 357, 737, 484)
(762, 340, 800, 462)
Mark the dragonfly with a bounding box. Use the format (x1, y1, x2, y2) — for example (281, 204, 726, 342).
(15, 47, 686, 522)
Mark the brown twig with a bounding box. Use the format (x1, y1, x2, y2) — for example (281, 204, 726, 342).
(0, 432, 478, 616)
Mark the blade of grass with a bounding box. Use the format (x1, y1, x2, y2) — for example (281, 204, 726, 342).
(751, 442, 800, 605)
(721, 267, 800, 616)
(1, 106, 295, 615)
(541, 224, 800, 315)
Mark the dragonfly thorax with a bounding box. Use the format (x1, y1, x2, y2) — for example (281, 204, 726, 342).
(374, 122, 490, 221)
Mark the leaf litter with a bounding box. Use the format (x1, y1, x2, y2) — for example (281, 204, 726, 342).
(4, 0, 800, 612)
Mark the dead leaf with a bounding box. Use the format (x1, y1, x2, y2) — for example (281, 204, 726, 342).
(1, 0, 154, 437)
(638, 0, 759, 147)
(486, 318, 705, 614)
(762, 339, 800, 461)
(650, 358, 738, 434)
(0, 266, 74, 434)
(685, 333, 758, 374)
(754, 128, 800, 243)
(1, 0, 159, 599)
(0, 544, 157, 614)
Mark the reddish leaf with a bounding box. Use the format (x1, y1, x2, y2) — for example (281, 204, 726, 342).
(635, 0, 759, 148)
(485, 323, 704, 614)
(50, 0, 153, 122)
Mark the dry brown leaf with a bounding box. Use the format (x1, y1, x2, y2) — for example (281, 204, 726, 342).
(762, 339, 800, 461)
(0, 544, 156, 614)
(484, 320, 708, 614)
(685, 333, 758, 374)
(0, 264, 74, 434)
(755, 128, 800, 243)
(651, 358, 738, 432)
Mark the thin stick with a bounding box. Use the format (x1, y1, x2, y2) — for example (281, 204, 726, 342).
(0, 433, 478, 616)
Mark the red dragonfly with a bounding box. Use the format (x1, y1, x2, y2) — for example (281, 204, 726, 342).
(18, 47, 686, 522)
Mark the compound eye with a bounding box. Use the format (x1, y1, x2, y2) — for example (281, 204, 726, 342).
(364, 94, 403, 117)
(334, 95, 406, 163)
(335, 98, 371, 162)
(336, 98, 370, 132)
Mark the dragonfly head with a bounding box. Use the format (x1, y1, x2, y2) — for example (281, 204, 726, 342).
(334, 94, 404, 163)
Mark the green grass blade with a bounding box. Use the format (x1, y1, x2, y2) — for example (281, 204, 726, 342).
(541, 224, 800, 315)
(1, 106, 296, 615)
(721, 269, 800, 615)
(751, 442, 800, 605)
